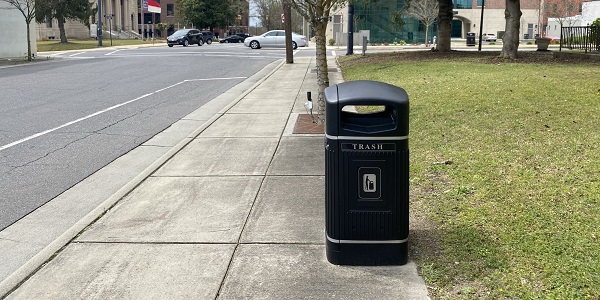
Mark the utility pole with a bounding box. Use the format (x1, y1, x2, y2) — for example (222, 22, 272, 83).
(283, 0, 293, 63)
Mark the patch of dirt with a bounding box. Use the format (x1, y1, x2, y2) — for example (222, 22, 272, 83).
(409, 170, 451, 298)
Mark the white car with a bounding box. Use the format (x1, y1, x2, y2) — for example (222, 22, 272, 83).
(244, 30, 308, 49)
(482, 33, 497, 42)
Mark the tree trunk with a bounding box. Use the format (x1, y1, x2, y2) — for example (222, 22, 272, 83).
(436, 0, 453, 52)
(314, 21, 329, 124)
(26, 21, 32, 61)
(501, 0, 521, 58)
(58, 17, 68, 43)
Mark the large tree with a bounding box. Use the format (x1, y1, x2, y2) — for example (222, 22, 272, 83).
(405, 0, 438, 46)
(35, 0, 95, 44)
(291, 0, 346, 123)
(176, 0, 236, 30)
(501, 0, 521, 58)
(436, 0, 452, 52)
(255, 0, 283, 30)
(1, 0, 35, 60)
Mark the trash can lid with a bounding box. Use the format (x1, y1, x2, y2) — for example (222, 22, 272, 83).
(326, 80, 408, 106)
(324, 80, 409, 137)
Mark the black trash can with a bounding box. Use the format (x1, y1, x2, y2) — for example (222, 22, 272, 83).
(324, 80, 409, 266)
(466, 32, 476, 46)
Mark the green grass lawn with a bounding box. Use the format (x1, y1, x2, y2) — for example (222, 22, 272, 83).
(37, 39, 163, 52)
(338, 51, 600, 299)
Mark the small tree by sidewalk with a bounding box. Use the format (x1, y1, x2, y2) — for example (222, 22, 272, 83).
(1, 0, 35, 61)
(156, 23, 171, 38)
(291, 0, 346, 123)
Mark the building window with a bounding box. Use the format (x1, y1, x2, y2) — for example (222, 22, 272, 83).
(167, 4, 174, 17)
(453, 0, 472, 9)
(476, 0, 484, 6)
(46, 17, 53, 28)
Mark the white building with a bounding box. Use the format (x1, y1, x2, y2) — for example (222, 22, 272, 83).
(547, 1, 600, 37)
(0, 1, 37, 58)
(37, 0, 139, 40)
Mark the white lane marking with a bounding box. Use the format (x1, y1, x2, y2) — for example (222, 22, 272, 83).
(185, 77, 247, 82)
(0, 93, 151, 152)
(0, 76, 248, 152)
(105, 49, 121, 56)
(69, 52, 85, 57)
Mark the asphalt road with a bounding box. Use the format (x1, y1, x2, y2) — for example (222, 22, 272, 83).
(0, 43, 306, 231)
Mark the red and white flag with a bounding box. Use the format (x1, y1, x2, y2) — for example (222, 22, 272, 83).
(147, 0, 161, 13)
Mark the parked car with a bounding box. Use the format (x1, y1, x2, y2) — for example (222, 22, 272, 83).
(244, 30, 308, 49)
(167, 29, 203, 47)
(482, 33, 497, 42)
(219, 35, 245, 43)
(201, 31, 214, 44)
(236, 33, 251, 40)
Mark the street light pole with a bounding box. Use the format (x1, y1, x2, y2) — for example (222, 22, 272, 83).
(346, 2, 354, 55)
(478, 0, 485, 51)
(105, 13, 114, 46)
(97, 0, 103, 46)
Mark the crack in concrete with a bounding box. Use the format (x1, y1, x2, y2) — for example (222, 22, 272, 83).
(7, 132, 97, 172)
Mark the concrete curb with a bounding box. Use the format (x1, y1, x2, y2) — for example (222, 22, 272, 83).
(0, 59, 285, 298)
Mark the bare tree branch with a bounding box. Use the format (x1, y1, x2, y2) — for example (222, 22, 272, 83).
(405, 0, 438, 46)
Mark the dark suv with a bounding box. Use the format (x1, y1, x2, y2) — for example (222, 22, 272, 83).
(201, 32, 214, 45)
(167, 29, 203, 47)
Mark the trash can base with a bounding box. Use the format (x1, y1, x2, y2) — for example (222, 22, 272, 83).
(326, 239, 408, 266)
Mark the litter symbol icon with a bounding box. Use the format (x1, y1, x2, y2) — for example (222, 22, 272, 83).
(358, 167, 381, 199)
(363, 174, 376, 192)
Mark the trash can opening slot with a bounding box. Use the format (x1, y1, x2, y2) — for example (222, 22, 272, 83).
(340, 106, 397, 133)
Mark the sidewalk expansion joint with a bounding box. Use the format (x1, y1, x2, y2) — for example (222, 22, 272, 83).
(72, 241, 238, 245)
(261, 174, 324, 177)
(71, 241, 324, 246)
(238, 242, 324, 246)
(149, 174, 267, 178)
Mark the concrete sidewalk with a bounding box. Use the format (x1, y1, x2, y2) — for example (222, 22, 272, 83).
(2, 57, 430, 299)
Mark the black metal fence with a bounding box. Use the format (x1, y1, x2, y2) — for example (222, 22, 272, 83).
(560, 26, 600, 53)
